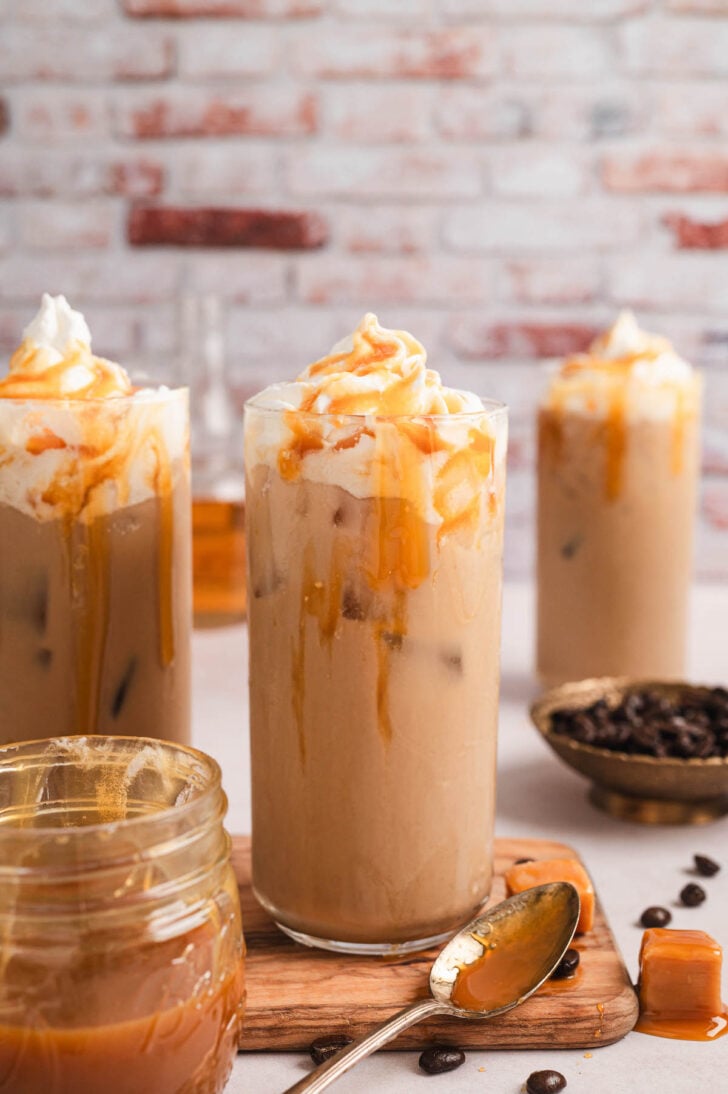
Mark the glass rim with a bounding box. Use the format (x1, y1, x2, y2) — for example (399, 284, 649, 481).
(244, 395, 508, 424)
(0, 734, 223, 842)
(0, 386, 188, 409)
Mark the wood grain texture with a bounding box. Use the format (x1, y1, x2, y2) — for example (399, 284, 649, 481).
(233, 835, 639, 1052)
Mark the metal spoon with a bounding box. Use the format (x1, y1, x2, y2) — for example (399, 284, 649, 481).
(283, 881, 580, 1093)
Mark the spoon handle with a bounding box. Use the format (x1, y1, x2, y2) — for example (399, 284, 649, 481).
(282, 997, 446, 1093)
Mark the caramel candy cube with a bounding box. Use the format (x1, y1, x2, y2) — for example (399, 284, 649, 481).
(505, 857, 594, 934)
(638, 929, 723, 1019)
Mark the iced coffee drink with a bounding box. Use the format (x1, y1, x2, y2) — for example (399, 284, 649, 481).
(0, 295, 191, 744)
(245, 314, 507, 952)
(537, 312, 701, 686)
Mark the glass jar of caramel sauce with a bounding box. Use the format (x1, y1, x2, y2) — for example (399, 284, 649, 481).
(0, 736, 245, 1094)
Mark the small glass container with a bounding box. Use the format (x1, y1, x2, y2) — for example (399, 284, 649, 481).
(182, 295, 247, 628)
(0, 735, 245, 1094)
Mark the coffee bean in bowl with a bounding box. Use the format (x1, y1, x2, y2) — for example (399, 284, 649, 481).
(530, 679, 728, 825)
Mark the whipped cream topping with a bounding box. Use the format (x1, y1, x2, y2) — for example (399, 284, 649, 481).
(547, 311, 699, 421)
(0, 296, 187, 522)
(246, 314, 506, 533)
(0, 294, 132, 400)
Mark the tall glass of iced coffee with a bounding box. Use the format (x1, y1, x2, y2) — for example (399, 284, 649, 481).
(537, 312, 701, 686)
(245, 314, 507, 953)
(0, 295, 191, 745)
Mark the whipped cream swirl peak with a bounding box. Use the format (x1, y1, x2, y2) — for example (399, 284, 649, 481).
(1, 294, 133, 400)
(246, 314, 506, 535)
(251, 313, 484, 418)
(563, 311, 694, 388)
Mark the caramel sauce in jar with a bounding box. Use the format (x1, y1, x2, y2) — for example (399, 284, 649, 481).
(0, 736, 245, 1094)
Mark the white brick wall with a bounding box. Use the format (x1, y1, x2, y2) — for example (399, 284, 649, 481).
(0, 0, 727, 576)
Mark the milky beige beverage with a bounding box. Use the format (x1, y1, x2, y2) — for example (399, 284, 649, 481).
(537, 312, 701, 687)
(0, 295, 191, 744)
(245, 314, 507, 953)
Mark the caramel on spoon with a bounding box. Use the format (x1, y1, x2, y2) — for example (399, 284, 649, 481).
(283, 882, 580, 1093)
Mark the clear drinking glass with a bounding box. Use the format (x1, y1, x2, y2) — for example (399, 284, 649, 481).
(0, 390, 191, 745)
(0, 735, 245, 1094)
(245, 402, 507, 954)
(536, 371, 702, 685)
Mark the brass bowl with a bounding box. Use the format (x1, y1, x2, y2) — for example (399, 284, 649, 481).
(531, 678, 728, 825)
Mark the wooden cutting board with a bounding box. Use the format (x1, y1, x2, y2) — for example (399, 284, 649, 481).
(233, 835, 639, 1051)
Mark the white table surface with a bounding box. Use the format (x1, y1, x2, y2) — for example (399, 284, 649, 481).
(192, 582, 728, 1094)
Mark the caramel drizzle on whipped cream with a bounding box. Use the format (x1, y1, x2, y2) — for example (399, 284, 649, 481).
(278, 314, 500, 749)
(542, 313, 699, 501)
(0, 295, 179, 730)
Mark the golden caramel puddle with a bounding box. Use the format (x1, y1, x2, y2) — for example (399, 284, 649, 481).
(635, 1011, 728, 1042)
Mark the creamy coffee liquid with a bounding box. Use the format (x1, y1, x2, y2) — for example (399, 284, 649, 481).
(537, 312, 701, 686)
(245, 314, 507, 949)
(0, 295, 191, 744)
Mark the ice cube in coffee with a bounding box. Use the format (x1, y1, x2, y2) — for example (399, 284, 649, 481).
(0, 295, 191, 744)
(245, 314, 507, 953)
(537, 312, 701, 686)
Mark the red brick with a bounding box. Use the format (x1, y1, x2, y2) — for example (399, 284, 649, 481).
(286, 148, 481, 199)
(128, 207, 328, 249)
(501, 258, 603, 305)
(124, 0, 321, 14)
(0, 151, 163, 198)
(295, 26, 497, 79)
(492, 149, 591, 198)
(444, 200, 642, 251)
(450, 318, 599, 360)
(14, 91, 110, 142)
(296, 256, 493, 305)
(178, 25, 279, 78)
(663, 212, 728, 249)
(18, 202, 117, 251)
(441, 0, 648, 17)
(620, 16, 728, 76)
(603, 151, 728, 192)
(0, 27, 173, 82)
(336, 206, 437, 254)
(116, 88, 317, 139)
(502, 26, 614, 79)
(322, 85, 431, 143)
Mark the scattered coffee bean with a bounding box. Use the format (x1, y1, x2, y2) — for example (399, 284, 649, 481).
(640, 906, 672, 929)
(418, 1046, 465, 1075)
(694, 854, 721, 878)
(680, 883, 706, 907)
(549, 686, 728, 760)
(309, 1035, 353, 1065)
(550, 948, 580, 980)
(526, 1069, 567, 1094)
(514, 857, 535, 865)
